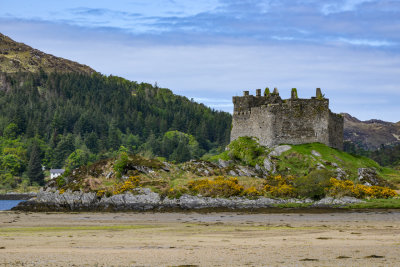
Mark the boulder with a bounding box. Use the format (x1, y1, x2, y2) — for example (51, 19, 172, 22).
(228, 170, 238, 176)
(311, 150, 321, 157)
(335, 168, 347, 180)
(269, 145, 292, 157)
(237, 165, 257, 177)
(316, 163, 325, 170)
(263, 157, 273, 171)
(218, 159, 232, 168)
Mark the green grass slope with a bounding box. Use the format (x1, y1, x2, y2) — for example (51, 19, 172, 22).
(210, 137, 400, 185)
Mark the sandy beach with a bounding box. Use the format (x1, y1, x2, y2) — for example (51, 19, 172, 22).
(1, 210, 399, 266)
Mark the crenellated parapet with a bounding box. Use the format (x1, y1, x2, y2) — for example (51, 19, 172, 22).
(231, 87, 343, 150)
(233, 87, 328, 115)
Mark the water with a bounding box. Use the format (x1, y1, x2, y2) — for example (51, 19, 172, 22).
(0, 200, 23, 210)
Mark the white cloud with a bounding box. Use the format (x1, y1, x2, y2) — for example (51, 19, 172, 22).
(322, 0, 377, 15)
(336, 37, 395, 47)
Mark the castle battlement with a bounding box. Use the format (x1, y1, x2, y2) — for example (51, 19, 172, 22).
(230, 88, 343, 150)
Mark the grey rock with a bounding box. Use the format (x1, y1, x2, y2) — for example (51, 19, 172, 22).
(313, 196, 364, 207)
(316, 163, 325, 170)
(106, 171, 113, 179)
(237, 165, 257, 177)
(228, 170, 237, 176)
(357, 168, 385, 186)
(269, 145, 292, 157)
(311, 150, 321, 157)
(133, 165, 153, 174)
(263, 157, 273, 171)
(335, 168, 347, 179)
(161, 162, 171, 172)
(218, 159, 232, 168)
(332, 162, 338, 167)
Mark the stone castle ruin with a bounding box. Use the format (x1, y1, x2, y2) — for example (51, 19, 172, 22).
(231, 87, 344, 150)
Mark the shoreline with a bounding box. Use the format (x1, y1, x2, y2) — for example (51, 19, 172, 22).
(10, 188, 400, 212)
(0, 193, 36, 200)
(12, 188, 367, 212)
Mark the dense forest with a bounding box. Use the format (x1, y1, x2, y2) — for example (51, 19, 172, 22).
(344, 141, 400, 168)
(0, 71, 231, 189)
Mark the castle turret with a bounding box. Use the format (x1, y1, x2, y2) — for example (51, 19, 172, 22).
(256, 89, 261, 97)
(244, 90, 249, 96)
(316, 88, 322, 99)
(291, 88, 298, 99)
(264, 87, 270, 97)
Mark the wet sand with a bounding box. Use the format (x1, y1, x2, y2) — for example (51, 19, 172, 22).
(1, 210, 399, 266)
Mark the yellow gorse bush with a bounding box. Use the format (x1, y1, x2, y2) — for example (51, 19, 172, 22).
(113, 176, 140, 195)
(328, 178, 397, 199)
(242, 186, 263, 197)
(264, 175, 296, 198)
(96, 189, 105, 197)
(187, 176, 244, 197)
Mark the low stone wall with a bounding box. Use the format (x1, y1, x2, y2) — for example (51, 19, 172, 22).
(12, 188, 364, 212)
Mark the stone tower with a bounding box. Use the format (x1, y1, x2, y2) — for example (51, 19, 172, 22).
(230, 88, 344, 150)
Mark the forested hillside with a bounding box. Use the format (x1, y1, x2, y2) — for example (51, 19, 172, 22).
(0, 71, 231, 190)
(344, 141, 400, 168)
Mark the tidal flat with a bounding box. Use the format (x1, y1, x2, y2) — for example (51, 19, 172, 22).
(0, 211, 399, 266)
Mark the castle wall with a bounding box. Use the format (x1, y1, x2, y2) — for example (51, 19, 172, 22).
(231, 91, 343, 150)
(328, 112, 344, 150)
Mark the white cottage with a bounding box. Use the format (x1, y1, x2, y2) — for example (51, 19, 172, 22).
(50, 169, 65, 179)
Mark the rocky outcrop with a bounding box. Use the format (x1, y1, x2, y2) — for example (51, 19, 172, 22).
(270, 145, 292, 157)
(180, 160, 266, 178)
(13, 188, 365, 212)
(357, 168, 392, 187)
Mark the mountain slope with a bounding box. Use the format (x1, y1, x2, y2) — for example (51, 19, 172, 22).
(0, 34, 232, 191)
(0, 33, 94, 74)
(343, 113, 400, 150)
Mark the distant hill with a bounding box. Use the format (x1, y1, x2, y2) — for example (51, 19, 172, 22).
(0, 33, 231, 191)
(342, 113, 400, 150)
(0, 33, 94, 74)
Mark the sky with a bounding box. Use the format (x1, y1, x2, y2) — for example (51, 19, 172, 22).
(0, 0, 399, 122)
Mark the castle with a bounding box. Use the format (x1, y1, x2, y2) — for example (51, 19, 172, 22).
(231, 88, 343, 150)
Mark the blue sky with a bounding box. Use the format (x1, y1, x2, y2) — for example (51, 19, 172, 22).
(1, 0, 400, 121)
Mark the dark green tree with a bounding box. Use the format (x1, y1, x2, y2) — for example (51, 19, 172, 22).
(27, 143, 44, 185)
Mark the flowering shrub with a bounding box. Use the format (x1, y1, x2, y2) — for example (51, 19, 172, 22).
(187, 176, 244, 197)
(166, 186, 188, 199)
(113, 176, 140, 195)
(242, 186, 263, 197)
(59, 188, 65, 194)
(264, 183, 296, 198)
(264, 175, 296, 198)
(96, 189, 105, 197)
(328, 178, 397, 199)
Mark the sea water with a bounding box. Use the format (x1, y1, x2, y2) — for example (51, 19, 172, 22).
(0, 200, 23, 210)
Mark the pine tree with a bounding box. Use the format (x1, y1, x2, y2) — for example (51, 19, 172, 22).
(27, 144, 45, 185)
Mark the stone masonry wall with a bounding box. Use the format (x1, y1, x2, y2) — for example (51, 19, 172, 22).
(231, 89, 343, 150)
